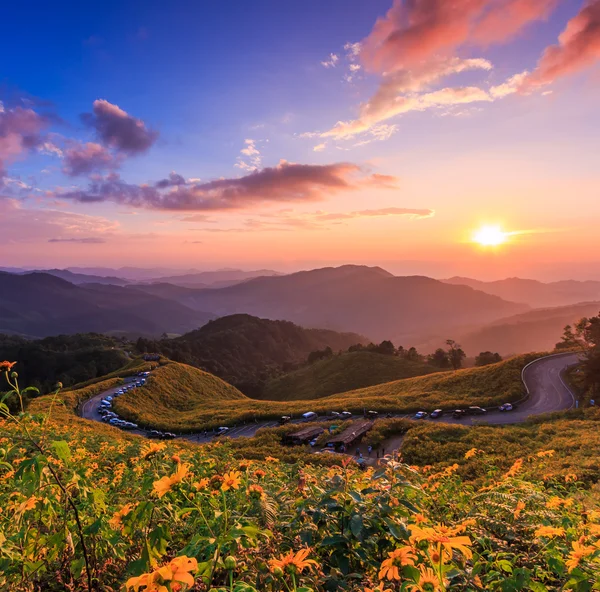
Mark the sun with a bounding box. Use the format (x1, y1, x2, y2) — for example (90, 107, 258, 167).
(472, 225, 508, 246)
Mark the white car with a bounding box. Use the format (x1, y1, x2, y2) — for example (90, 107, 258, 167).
(499, 403, 513, 412)
(414, 411, 428, 419)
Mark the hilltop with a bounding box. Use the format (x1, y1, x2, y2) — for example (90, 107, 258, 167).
(143, 314, 367, 396)
(260, 350, 438, 401)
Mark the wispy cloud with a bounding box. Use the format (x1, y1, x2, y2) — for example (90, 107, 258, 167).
(321, 53, 339, 68)
(235, 139, 262, 172)
(48, 237, 107, 244)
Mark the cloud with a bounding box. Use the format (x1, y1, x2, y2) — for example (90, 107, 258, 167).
(55, 161, 397, 211)
(62, 141, 121, 176)
(0, 198, 117, 245)
(48, 237, 107, 244)
(235, 139, 262, 171)
(313, 143, 326, 152)
(360, 0, 557, 74)
(314, 207, 435, 221)
(155, 171, 187, 188)
(523, 0, 600, 88)
(0, 105, 48, 176)
(321, 53, 339, 68)
(81, 99, 158, 154)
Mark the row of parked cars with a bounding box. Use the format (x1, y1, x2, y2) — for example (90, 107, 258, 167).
(97, 376, 148, 431)
(413, 403, 514, 420)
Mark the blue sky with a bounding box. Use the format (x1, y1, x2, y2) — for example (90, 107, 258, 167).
(1, 0, 599, 279)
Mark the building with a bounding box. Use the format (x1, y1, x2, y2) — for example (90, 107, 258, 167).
(326, 420, 373, 450)
(285, 426, 324, 446)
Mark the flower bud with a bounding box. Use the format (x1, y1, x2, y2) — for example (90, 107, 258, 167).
(224, 556, 237, 570)
(272, 566, 284, 578)
(10, 372, 18, 379)
(171, 454, 181, 464)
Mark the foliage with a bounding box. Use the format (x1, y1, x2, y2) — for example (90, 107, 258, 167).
(475, 351, 503, 366)
(261, 351, 438, 402)
(0, 333, 128, 398)
(2, 361, 600, 590)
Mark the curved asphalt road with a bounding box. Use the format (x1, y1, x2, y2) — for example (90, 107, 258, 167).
(79, 352, 581, 440)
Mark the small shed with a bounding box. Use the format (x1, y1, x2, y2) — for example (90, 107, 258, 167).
(326, 420, 374, 450)
(285, 426, 324, 445)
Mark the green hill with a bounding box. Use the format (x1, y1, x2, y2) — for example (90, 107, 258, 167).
(260, 350, 438, 401)
(142, 314, 367, 396)
(113, 360, 248, 430)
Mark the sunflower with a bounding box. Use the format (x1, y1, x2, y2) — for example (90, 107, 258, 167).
(566, 541, 595, 572)
(534, 526, 565, 538)
(407, 566, 444, 591)
(378, 547, 417, 580)
(410, 524, 473, 561)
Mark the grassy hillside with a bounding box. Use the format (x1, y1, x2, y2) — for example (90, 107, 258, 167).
(113, 354, 536, 431)
(142, 314, 367, 396)
(113, 360, 248, 429)
(261, 350, 438, 401)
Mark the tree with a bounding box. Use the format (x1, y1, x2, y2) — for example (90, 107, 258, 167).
(404, 347, 422, 362)
(374, 340, 396, 356)
(475, 351, 502, 367)
(446, 339, 466, 371)
(429, 348, 450, 368)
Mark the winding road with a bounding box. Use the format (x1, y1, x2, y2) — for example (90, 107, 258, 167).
(79, 352, 581, 441)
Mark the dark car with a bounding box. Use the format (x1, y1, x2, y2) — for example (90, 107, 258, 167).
(453, 409, 466, 419)
(340, 411, 352, 419)
(160, 432, 176, 440)
(148, 430, 163, 439)
(366, 410, 379, 418)
(499, 403, 513, 412)
(279, 415, 291, 425)
(467, 406, 487, 415)
(430, 409, 443, 419)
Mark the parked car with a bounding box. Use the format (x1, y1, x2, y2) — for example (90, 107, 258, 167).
(302, 411, 318, 422)
(366, 410, 379, 418)
(467, 406, 487, 415)
(499, 403, 513, 412)
(216, 427, 230, 436)
(430, 409, 443, 419)
(340, 411, 352, 419)
(414, 411, 428, 419)
(453, 409, 466, 419)
(148, 430, 163, 439)
(161, 432, 176, 440)
(309, 438, 319, 447)
(279, 416, 291, 425)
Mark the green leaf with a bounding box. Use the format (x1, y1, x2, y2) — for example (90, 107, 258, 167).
(350, 515, 363, 539)
(51, 440, 71, 464)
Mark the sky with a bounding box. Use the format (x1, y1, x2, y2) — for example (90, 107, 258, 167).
(1, 0, 599, 280)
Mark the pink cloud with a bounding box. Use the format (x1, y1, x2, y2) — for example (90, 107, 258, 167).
(360, 0, 558, 74)
(62, 141, 120, 176)
(0, 105, 47, 177)
(524, 0, 600, 87)
(81, 99, 158, 154)
(56, 161, 398, 211)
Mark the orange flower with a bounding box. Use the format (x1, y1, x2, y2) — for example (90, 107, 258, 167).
(254, 469, 266, 479)
(410, 524, 473, 560)
(269, 548, 317, 575)
(513, 500, 526, 519)
(504, 458, 523, 479)
(265, 456, 279, 463)
(364, 584, 393, 592)
(0, 361, 16, 372)
(248, 484, 265, 498)
(564, 473, 578, 483)
(566, 541, 595, 572)
(153, 464, 189, 498)
(141, 442, 166, 459)
(125, 555, 197, 592)
(221, 470, 242, 491)
(193, 478, 210, 490)
(407, 566, 444, 591)
(378, 547, 417, 581)
(109, 503, 135, 530)
(464, 448, 478, 459)
(536, 450, 555, 458)
(534, 526, 565, 538)
(169, 556, 198, 589)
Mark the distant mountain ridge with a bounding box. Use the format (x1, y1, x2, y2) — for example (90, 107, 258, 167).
(444, 276, 600, 308)
(0, 272, 213, 338)
(164, 265, 529, 343)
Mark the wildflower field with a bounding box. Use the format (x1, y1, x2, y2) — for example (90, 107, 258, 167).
(2, 361, 600, 590)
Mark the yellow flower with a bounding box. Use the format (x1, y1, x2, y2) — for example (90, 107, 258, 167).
(546, 496, 573, 510)
(566, 541, 595, 572)
(152, 465, 188, 498)
(125, 555, 197, 592)
(248, 484, 265, 498)
(265, 456, 279, 463)
(141, 442, 166, 459)
(464, 448, 478, 459)
(536, 450, 555, 458)
(407, 566, 444, 591)
(170, 463, 189, 485)
(14, 495, 37, 520)
(269, 548, 317, 575)
(193, 478, 210, 490)
(221, 470, 242, 491)
(109, 503, 135, 530)
(513, 500, 526, 519)
(169, 556, 198, 589)
(564, 473, 577, 483)
(410, 524, 473, 560)
(504, 458, 523, 479)
(378, 547, 417, 581)
(534, 526, 565, 538)
(364, 584, 393, 592)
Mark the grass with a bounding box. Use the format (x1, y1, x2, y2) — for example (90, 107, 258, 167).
(109, 354, 539, 431)
(260, 350, 438, 401)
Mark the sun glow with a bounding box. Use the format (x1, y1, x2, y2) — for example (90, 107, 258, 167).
(472, 225, 508, 246)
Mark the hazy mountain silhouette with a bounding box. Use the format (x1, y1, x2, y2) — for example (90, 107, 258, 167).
(0, 272, 213, 338)
(170, 265, 528, 343)
(444, 276, 600, 308)
(27, 269, 131, 286)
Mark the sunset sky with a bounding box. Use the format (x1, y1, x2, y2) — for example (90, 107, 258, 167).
(1, 0, 599, 280)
